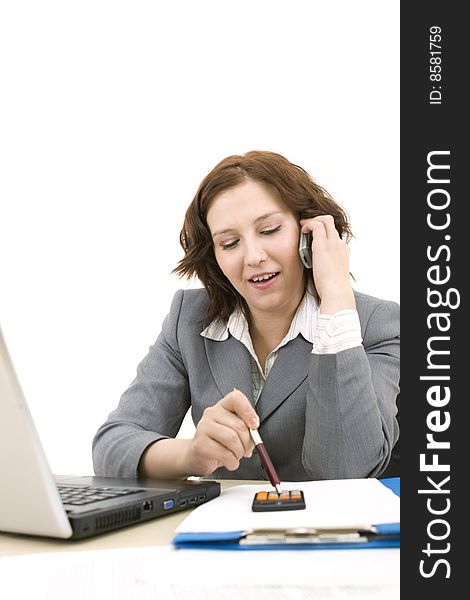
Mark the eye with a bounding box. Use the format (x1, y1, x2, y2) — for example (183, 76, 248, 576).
(221, 239, 239, 250)
(260, 225, 281, 235)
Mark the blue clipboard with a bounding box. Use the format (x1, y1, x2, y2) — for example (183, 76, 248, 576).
(172, 478, 400, 550)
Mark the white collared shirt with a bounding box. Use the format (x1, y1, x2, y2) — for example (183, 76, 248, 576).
(201, 290, 362, 403)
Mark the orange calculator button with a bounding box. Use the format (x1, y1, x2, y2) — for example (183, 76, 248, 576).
(255, 492, 268, 501)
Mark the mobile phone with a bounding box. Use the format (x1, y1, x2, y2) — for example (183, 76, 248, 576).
(299, 232, 312, 269)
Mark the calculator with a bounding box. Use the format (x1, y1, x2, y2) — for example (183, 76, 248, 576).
(251, 489, 306, 512)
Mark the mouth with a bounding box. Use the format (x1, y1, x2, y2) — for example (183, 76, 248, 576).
(248, 272, 280, 286)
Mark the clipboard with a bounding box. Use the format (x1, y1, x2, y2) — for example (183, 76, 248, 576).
(172, 478, 400, 550)
(172, 522, 400, 550)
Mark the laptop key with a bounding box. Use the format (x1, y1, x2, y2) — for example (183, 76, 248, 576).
(57, 485, 146, 506)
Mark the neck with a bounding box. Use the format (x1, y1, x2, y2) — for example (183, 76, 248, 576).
(248, 292, 305, 365)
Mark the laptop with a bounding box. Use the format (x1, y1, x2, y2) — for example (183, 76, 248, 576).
(0, 325, 220, 540)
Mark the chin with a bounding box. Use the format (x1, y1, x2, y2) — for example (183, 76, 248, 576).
(249, 296, 284, 313)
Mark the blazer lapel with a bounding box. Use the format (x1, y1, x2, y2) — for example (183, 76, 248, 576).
(256, 336, 311, 423)
(204, 336, 254, 402)
(205, 334, 311, 417)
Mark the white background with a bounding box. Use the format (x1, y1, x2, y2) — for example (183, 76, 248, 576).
(0, 1, 399, 476)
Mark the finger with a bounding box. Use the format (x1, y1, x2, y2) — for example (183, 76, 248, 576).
(210, 421, 250, 461)
(224, 389, 257, 457)
(195, 427, 243, 471)
(299, 218, 314, 234)
(312, 215, 339, 238)
(301, 215, 338, 238)
(219, 389, 259, 429)
(203, 404, 255, 458)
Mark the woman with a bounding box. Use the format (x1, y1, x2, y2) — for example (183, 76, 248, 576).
(92, 150, 400, 482)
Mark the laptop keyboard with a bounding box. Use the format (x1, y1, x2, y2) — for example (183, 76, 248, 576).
(57, 484, 145, 506)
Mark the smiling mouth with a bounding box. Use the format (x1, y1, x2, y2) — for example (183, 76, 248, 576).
(249, 272, 279, 283)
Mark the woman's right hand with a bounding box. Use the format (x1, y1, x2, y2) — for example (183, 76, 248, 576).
(184, 389, 259, 476)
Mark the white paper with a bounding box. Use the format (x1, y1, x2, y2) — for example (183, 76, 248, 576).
(174, 479, 400, 534)
(142, 546, 400, 588)
(0, 545, 400, 599)
(0, 547, 161, 600)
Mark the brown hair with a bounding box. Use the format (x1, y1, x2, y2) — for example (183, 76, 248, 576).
(172, 150, 353, 324)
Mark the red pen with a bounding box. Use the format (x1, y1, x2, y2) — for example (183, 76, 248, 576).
(250, 428, 281, 494)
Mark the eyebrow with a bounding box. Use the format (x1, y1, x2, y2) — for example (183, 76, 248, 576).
(211, 211, 284, 238)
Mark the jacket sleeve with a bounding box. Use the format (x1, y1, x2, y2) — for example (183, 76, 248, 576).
(92, 290, 191, 477)
(302, 297, 400, 479)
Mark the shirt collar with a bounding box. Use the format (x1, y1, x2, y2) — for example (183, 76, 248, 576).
(200, 289, 317, 346)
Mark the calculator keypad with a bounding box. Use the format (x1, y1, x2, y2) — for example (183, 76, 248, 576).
(252, 489, 306, 511)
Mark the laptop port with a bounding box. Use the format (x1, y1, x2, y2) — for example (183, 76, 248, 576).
(179, 498, 188, 507)
(142, 500, 153, 512)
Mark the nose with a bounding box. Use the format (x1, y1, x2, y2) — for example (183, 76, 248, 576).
(244, 238, 268, 267)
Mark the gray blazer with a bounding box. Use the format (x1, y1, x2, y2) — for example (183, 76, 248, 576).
(92, 288, 400, 481)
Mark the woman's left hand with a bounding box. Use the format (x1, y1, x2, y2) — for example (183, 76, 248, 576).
(300, 215, 356, 314)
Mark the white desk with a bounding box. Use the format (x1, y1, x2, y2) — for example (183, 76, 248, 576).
(0, 479, 400, 599)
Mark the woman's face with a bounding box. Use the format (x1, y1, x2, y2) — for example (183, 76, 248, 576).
(207, 179, 305, 320)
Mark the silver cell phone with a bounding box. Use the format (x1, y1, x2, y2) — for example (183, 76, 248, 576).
(299, 232, 312, 269)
